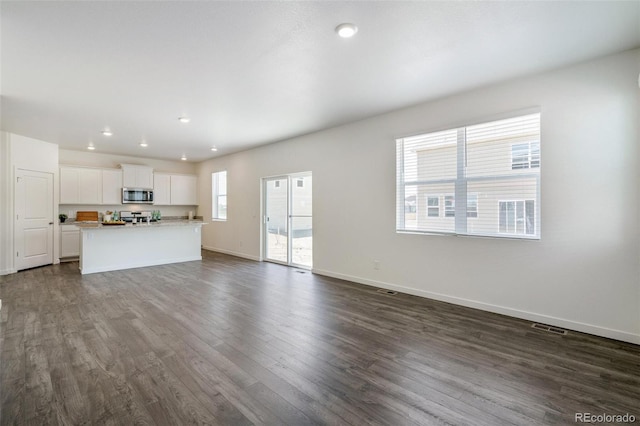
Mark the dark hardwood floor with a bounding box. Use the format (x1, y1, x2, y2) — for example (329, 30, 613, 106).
(1, 250, 638, 425)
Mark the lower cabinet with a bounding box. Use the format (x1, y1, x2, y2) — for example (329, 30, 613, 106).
(60, 225, 80, 259)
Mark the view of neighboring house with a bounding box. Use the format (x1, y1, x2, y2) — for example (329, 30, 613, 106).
(400, 113, 540, 238)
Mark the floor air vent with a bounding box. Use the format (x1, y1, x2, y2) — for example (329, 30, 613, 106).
(377, 289, 398, 295)
(531, 323, 567, 335)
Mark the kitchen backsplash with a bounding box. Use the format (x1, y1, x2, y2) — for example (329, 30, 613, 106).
(60, 204, 196, 220)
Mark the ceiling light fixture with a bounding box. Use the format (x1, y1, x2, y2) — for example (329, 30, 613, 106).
(87, 145, 96, 150)
(181, 155, 187, 161)
(139, 141, 148, 147)
(211, 146, 218, 152)
(336, 23, 358, 38)
(101, 130, 113, 136)
(178, 116, 190, 123)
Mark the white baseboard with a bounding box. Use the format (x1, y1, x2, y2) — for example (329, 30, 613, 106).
(202, 246, 261, 262)
(312, 268, 640, 345)
(0, 268, 16, 276)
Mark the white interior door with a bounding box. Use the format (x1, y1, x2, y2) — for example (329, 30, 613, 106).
(15, 169, 54, 270)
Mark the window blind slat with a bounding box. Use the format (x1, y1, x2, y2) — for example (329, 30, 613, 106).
(396, 113, 540, 239)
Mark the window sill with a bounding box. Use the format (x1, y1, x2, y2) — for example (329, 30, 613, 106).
(396, 230, 540, 241)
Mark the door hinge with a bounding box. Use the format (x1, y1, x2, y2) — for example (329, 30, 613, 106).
(16, 251, 19, 257)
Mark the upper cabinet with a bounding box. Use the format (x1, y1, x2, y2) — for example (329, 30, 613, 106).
(153, 173, 171, 205)
(60, 167, 80, 204)
(60, 166, 124, 205)
(170, 174, 198, 205)
(60, 166, 102, 204)
(121, 164, 153, 189)
(153, 173, 197, 205)
(60, 164, 195, 206)
(102, 169, 123, 205)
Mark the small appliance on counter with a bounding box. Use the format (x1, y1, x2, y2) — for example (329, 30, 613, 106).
(120, 211, 152, 224)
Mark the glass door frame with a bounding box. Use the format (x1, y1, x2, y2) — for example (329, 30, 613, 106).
(261, 172, 312, 269)
(262, 175, 289, 266)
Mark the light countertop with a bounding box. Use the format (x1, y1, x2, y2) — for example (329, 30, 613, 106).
(76, 220, 206, 230)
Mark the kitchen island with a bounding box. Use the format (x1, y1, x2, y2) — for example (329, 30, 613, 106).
(78, 220, 205, 274)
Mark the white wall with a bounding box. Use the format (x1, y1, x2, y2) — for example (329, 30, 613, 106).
(197, 49, 640, 344)
(0, 133, 60, 273)
(59, 149, 197, 174)
(0, 133, 13, 274)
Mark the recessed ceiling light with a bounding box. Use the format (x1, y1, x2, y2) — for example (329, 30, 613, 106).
(181, 155, 187, 161)
(211, 146, 218, 152)
(139, 141, 148, 147)
(87, 145, 96, 150)
(178, 117, 190, 123)
(336, 23, 358, 38)
(101, 130, 112, 136)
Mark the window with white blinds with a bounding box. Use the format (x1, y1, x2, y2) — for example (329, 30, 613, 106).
(212, 171, 227, 220)
(396, 112, 540, 239)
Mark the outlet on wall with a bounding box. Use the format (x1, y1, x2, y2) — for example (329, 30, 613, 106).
(373, 260, 380, 270)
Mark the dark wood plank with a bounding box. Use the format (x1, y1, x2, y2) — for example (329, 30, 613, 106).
(1, 250, 639, 425)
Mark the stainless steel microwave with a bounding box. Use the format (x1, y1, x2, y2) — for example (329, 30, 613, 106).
(122, 188, 154, 204)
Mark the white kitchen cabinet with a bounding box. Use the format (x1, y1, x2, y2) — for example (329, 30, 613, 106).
(60, 167, 80, 204)
(153, 173, 171, 205)
(152, 173, 197, 205)
(170, 174, 198, 205)
(102, 169, 123, 205)
(60, 225, 80, 259)
(121, 164, 153, 189)
(60, 166, 102, 204)
(79, 168, 102, 204)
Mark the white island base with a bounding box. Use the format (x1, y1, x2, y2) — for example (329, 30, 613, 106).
(79, 221, 205, 274)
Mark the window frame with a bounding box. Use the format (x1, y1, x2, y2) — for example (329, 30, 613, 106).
(396, 111, 540, 240)
(511, 141, 540, 170)
(212, 170, 227, 221)
(426, 195, 440, 217)
(498, 200, 535, 236)
(444, 195, 455, 218)
(466, 193, 478, 218)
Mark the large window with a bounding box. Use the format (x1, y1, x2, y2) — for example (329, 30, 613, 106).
(396, 112, 540, 239)
(212, 171, 227, 220)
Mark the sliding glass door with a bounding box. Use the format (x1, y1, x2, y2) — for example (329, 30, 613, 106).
(264, 177, 289, 263)
(263, 173, 312, 268)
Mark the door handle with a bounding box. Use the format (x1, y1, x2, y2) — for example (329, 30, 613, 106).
(49, 222, 53, 225)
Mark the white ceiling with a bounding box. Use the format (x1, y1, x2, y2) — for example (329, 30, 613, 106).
(1, 1, 639, 162)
